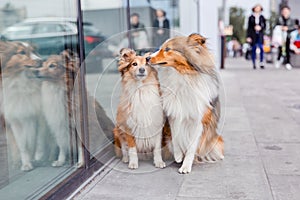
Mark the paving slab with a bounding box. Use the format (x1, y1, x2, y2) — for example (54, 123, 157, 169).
(258, 143, 300, 176)
(268, 175, 300, 200)
(177, 155, 273, 200)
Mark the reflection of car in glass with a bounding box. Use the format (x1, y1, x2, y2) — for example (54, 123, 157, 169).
(0, 18, 112, 70)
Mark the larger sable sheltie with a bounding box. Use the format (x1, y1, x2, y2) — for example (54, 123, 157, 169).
(148, 33, 224, 173)
(0, 41, 46, 171)
(113, 48, 166, 169)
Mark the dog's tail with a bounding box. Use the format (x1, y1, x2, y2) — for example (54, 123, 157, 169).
(195, 96, 224, 163)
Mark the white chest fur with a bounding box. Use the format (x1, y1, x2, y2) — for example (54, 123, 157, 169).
(2, 73, 42, 120)
(120, 81, 164, 152)
(158, 67, 218, 121)
(41, 82, 68, 131)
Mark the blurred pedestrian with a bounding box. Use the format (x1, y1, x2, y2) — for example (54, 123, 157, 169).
(227, 40, 234, 57)
(246, 4, 266, 69)
(275, 5, 296, 70)
(232, 38, 241, 57)
(129, 13, 149, 51)
(111, 13, 150, 55)
(152, 9, 170, 48)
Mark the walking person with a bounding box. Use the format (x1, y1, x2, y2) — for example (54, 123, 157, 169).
(152, 9, 170, 49)
(275, 5, 296, 70)
(246, 4, 266, 69)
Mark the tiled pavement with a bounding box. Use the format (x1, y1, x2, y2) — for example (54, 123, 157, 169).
(73, 57, 300, 200)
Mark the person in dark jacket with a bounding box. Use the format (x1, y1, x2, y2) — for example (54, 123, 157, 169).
(246, 4, 266, 69)
(152, 9, 170, 48)
(275, 5, 296, 70)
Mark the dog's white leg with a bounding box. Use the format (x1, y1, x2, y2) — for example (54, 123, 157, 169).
(34, 117, 47, 161)
(169, 119, 183, 163)
(10, 121, 34, 171)
(173, 139, 183, 163)
(121, 142, 129, 163)
(52, 132, 69, 167)
(178, 124, 203, 174)
(153, 135, 166, 168)
(128, 147, 138, 169)
(76, 141, 84, 168)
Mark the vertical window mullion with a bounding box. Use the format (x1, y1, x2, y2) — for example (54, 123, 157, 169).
(76, 0, 90, 168)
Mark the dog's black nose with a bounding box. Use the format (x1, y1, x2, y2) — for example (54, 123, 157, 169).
(146, 56, 151, 62)
(139, 68, 145, 73)
(36, 59, 43, 67)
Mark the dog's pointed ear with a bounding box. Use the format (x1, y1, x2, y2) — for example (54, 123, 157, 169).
(61, 49, 78, 61)
(143, 52, 152, 57)
(188, 33, 206, 46)
(118, 48, 136, 72)
(60, 49, 79, 71)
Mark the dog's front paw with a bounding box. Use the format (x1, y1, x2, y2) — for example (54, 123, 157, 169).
(178, 164, 192, 174)
(128, 161, 138, 169)
(21, 163, 33, 171)
(122, 156, 129, 163)
(154, 160, 166, 168)
(34, 151, 44, 161)
(52, 160, 65, 167)
(174, 153, 183, 163)
(76, 161, 85, 168)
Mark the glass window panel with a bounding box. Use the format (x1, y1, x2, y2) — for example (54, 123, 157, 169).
(0, 0, 84, 198)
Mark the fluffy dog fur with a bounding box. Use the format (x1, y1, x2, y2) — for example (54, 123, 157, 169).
(114, 48, 166, 169)
(0, 41, 47, 171)
(34, 50, 82, 167)
(149, 33, 224, 173)
(33, 50, 114, 167)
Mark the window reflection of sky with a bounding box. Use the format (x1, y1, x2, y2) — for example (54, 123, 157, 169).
(0, 0, 77, 18)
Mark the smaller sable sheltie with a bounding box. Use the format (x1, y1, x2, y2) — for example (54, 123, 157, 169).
(33, 50, 84, 167)
(114, 48, 166, 169)
(34, 50, 115, 168)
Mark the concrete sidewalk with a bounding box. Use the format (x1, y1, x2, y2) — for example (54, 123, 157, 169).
(73, 57, 300, 200)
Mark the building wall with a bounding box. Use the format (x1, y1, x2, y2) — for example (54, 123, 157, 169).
(83, 7, 154, 38)
(0, 4, 26, 32)
(288, 0, 300, 20)
(179, 0, 221, 67)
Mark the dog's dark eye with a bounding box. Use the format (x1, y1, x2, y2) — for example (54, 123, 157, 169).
(19, 50, 26, 55)
(132, 62, 138, 66)
(49, 64, 56, 68)
(164, 47, 171, 52)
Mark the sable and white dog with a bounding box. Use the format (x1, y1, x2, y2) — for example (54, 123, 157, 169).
(113, 48, 166, 169)
(33, 50, 84, 167)
(0, 41, 47, 171)
(148, 33, 224, 173)
(33, 50, 114, 168)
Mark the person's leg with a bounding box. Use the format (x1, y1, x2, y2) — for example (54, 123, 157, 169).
(285, 36, 292, 70)
(251, 43, 257, 69)
(258, 41, 264, 68)
(286, 36, 291, 63)
(275, 46, 282, 68)
(277, 46, 282, 61)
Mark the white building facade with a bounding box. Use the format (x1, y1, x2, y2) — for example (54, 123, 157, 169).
(179, 0, 222, 67)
